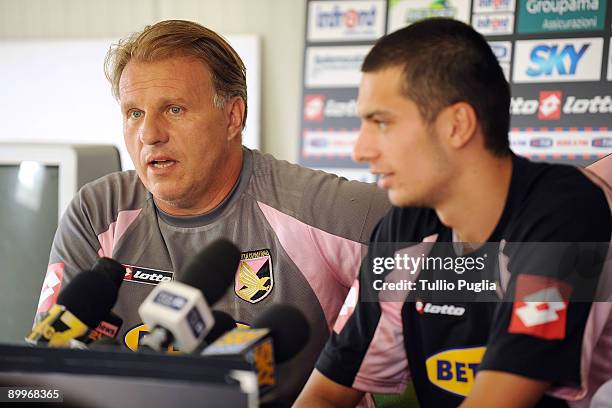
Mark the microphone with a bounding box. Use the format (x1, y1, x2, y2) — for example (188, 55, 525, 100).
(201, 304, 310, 394)
(26, 258, 126, 347)
(75, 311, 123, 344)
(74, 258, 126, 344)
(91, 257, 126, 289)
(203, 310, 237, 346)
(252, 304, 310, 364)
(138, 238, 240, 353)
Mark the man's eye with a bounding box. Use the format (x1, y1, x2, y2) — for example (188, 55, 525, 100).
(129, 110, 142, 119)
(375, 120, 388, 131)
(169, 106, 182, 115)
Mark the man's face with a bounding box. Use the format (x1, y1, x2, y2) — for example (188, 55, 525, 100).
(119, 56, 238, 214)
(354, 66, 449, 207)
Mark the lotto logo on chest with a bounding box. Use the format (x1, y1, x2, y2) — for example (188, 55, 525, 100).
(123, 265, 174, 286)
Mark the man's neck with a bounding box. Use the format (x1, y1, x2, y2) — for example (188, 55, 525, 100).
(435, 154, 513, 243)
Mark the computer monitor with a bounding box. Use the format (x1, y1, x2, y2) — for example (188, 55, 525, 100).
(0, 143, 121, 344)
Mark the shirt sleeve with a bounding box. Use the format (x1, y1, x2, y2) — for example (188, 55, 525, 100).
(315, 208, 432, 394)
(480, 176, 611, 386)
(305, 177, 390, 288)
(34, 191, 101, 323)
(315, 258, 411, 395)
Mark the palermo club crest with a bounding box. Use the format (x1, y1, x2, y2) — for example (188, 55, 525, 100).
(235, 249, 274, 303)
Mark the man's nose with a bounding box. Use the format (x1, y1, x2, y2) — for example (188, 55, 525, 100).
(139, 114, 169, 145)
(352, 126, 379, 164)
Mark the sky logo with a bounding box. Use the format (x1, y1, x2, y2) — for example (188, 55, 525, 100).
(513, 38, 603, 83)
(527, 44, 588, 77)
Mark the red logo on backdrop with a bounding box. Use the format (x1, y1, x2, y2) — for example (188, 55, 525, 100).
(508, 275, 573, 340)
(37, 262, 64, 314)
(538, 91, 562, 120)
(344, 9, 358, 28)
(304, 94, 325, 122)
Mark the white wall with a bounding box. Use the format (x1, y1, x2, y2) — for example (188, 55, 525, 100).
(0, 0, 306, 163)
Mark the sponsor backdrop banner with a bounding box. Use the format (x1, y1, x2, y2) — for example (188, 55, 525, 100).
(299, 0, 612, 180)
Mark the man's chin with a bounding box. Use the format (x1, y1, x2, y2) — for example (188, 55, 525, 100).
(151, 192, 183, 211)
(388, 191, 408, 207)
(388, 190, 422, 208)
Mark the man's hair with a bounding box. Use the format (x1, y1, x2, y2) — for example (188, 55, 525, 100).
(104, 19, 247, 128)
(362, 18, 511, 156)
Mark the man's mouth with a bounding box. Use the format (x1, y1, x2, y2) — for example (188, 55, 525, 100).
(375, 172, 394, 188)
(149, 160, 176, 168)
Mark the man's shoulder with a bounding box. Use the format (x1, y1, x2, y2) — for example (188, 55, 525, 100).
(518, 156, 601, 195)
(78, 169, 145, 201)
(247, 149, 390, 242)
(74, 170, 150, 225)
(251, 149, 381, 192)
(374, 206, 441, 243)
(509, 158, 611, 241)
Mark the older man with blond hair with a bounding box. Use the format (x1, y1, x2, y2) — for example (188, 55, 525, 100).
(35, 20, 389, 406)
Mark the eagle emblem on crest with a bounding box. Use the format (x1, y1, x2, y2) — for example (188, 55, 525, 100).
(235, 249, 274, 303)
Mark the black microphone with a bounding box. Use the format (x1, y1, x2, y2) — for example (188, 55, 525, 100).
(252, 304, 310, 364)
(26, 258, 126, 347)
(138, 238, 240, 353)
(181, 239, 242, 305)
(203, 310, 237, 346)
(75, 257, 127, 344)
(91, 257, 126, 290)
(75, 311, 123, 344)
(201, 304, 310, 394)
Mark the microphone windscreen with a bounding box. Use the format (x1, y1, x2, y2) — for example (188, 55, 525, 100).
(92, 257, 126, 290)
(56, 271, 119, 328)
(180, 238, 241, 305)
(205, 310, 237, 344)
(253, 304, 310, 364)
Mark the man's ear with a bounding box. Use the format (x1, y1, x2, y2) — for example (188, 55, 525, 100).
(226, 96, 246, 141)
(436, 102, 478, 150)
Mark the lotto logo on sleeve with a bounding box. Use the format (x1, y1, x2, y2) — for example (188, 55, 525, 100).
(508, 275, 573, 340)
(37, 262, 64, 314)
(334, 282, 359, 334)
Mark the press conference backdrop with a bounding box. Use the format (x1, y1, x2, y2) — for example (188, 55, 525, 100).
(298, 0, 612, 180)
